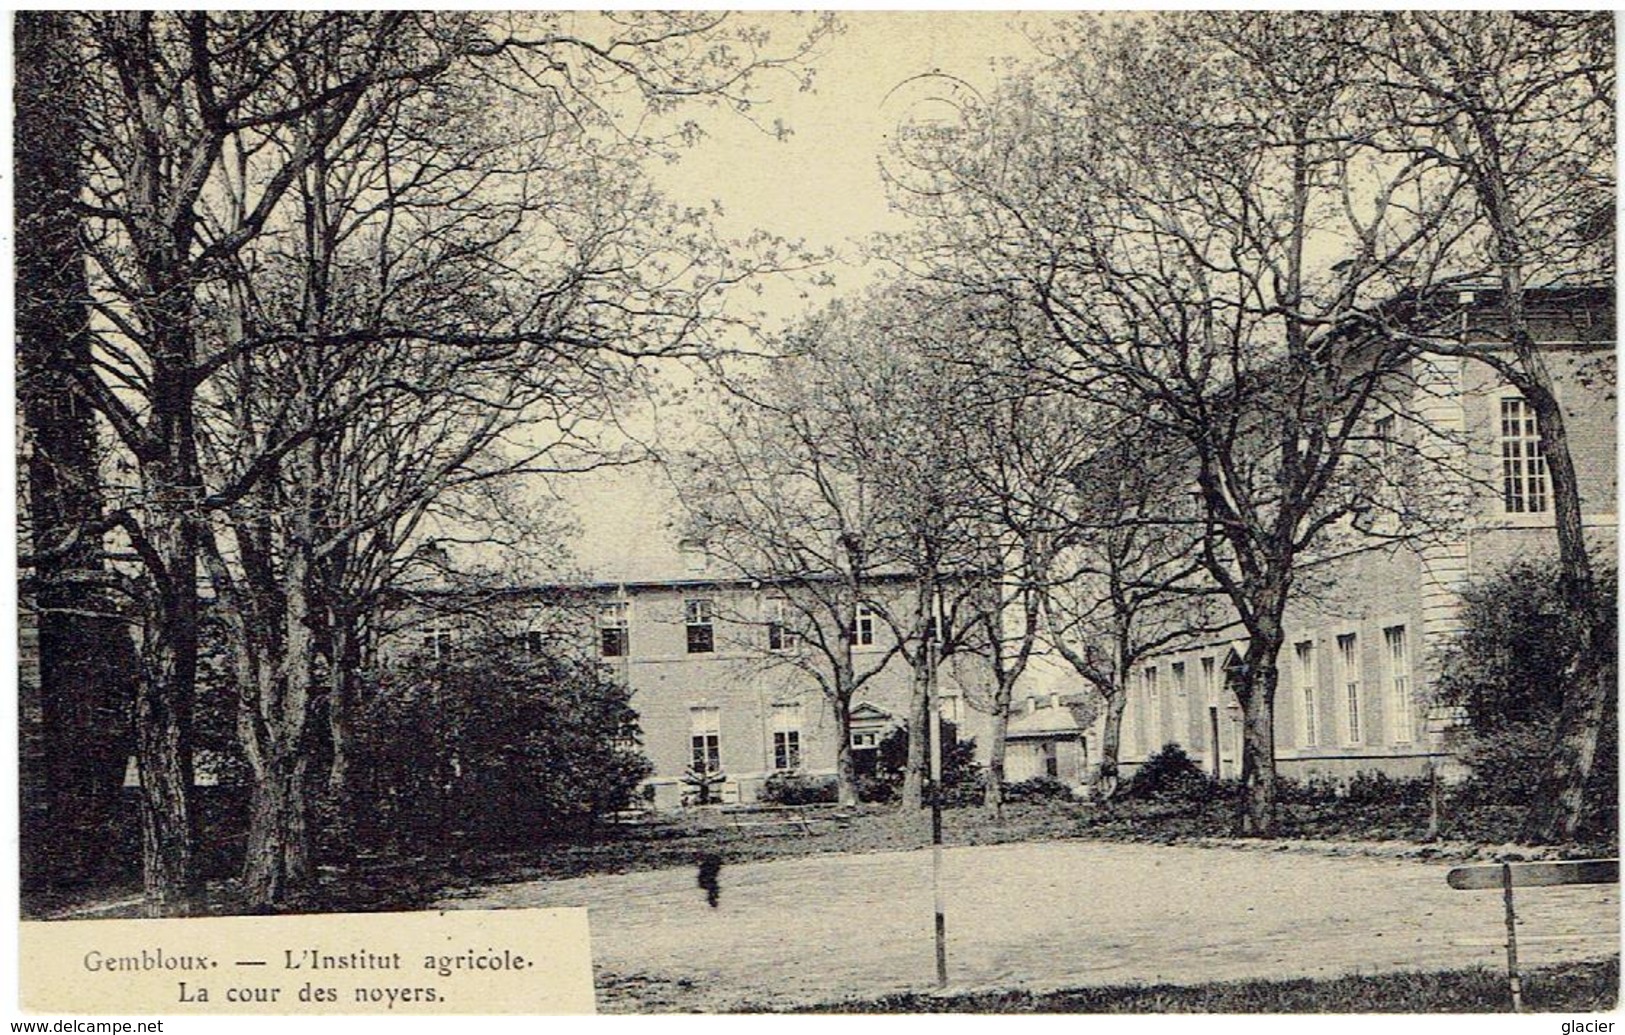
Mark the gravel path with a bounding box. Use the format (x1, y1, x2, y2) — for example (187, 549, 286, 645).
(439, 840, 1620, 1012)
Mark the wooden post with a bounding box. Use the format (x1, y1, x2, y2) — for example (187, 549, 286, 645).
(1501, 862, 1523, 1012)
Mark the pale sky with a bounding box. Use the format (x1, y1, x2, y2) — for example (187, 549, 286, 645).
(562, 12, 1067, 580)
(647, 11, 1065, 255)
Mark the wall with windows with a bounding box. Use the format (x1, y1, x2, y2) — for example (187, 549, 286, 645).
(1460, 346, 1618, 578)
(1112, 294, 1615, 785)
(594, 579, 992, 805)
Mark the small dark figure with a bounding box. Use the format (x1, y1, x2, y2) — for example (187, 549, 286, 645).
(696, 853, 723, 908)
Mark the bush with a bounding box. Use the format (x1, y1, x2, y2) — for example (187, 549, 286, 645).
(872, 719, 984, 807)
(1448, 721, 1557, 806)
(1343, 771, 1432, 807)
(759, 771, 838, 806)
(857, 775, 897, 804)
(936, 768, 986, 808)
(1434, 559, 1618, 829)
(352, 639, 652, 849)
(1005, 776, 1073, 803)
(1125, 744, 1211, 801)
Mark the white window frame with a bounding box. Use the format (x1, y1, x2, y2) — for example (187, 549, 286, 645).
(690, 706, 721, 773)
(1295, 640, 1318, 748)
(764, 597, 796, 653)
(1142, 665, 1160, 754)
(771, 702, 802, 771)
(1498, 394, 1549, 515)
(851, 604, 876, 648)
(685, 598, 715, 654)
(1384, 624, 1413, 744)
(1373, 413, 1397, 458)
(423, 622, 454, 661)
(598, 600, 629, 658)
(1336, 632, 1362, 746)
(1171, 661, 1187, 743)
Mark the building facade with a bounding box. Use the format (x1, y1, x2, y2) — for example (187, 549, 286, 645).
(1109, 287, 1616, 782)
(398, 568, 994, 808)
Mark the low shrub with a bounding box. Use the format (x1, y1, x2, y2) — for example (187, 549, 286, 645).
(857, 775, 897, 804)
(934, 768, 986, 808)
(1004, 776, 1074, 803)
(351, 642, 651, 850)
(1125, 744, 1212, 801)
(869, 719, 985, 808)
(1448, 721, 1555, 806)
(759, 771, 839, 806)
(1343, 770, 1431, 807)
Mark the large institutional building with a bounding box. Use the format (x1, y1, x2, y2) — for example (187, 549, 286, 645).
(391, 287, 1616, 803)
(399, 550, 995, 807)
(1099, 287, 1616, 782)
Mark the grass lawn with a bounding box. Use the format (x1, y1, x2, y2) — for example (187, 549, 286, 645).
(761, 958, 1620, 1014)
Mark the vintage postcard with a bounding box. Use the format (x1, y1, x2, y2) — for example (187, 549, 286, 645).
(11, 9, 1618, 1026)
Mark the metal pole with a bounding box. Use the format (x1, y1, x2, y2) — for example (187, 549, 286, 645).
(928, 635, 947, 989)
(1501, 862, 1523, 1012)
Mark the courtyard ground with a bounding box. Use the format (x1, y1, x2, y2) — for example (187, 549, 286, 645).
(439, 838, 1620, 1012)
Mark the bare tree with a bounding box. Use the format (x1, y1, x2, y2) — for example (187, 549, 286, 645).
(936, 328, 1086, 817)
(190, 55, 698, 903)
(1354, 11, 1615, 840)
(1044, 421, 1217, 800)
(900, 12, 1473, 832)
(672, 358, 906, 807)
(815, 293, 991, 810)
(41, 10, 833, 913)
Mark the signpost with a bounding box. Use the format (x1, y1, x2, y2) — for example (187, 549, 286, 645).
(1446, 858, 1619, 1012)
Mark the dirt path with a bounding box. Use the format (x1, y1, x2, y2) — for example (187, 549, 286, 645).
(439, 840, 1620, 1012)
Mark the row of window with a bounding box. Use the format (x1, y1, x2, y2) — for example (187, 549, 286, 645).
(1135, 625, 1414, 753)
(1291, 626, 1412, 748)
(689, 703, 804, 774)
(687, 700, 943, 775)
(419, 599, 885, 662)
(611, 599, 880, 658)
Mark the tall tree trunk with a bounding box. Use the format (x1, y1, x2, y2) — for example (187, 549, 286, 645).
(833, 692, 857, 806)
(1096, 687, 1127, 800)
(984, 689, 1011, 818)
(136, 474, 201, 916)
(1514, 369, 1609, 842)
(902, 572, 937, 809)
(16, 10, 136, 889)
(1469, 129, 1610, 841)
(241, 444, 319, 906)
(243, 752, 312, 907)
(1236, 630, 1283, 836)
(902, 658, 930, 809)
(326, 608, 363, 838)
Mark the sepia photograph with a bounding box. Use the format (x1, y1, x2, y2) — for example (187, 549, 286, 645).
(12, 8, 1619, 1019)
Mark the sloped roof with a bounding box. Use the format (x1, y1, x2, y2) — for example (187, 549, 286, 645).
(1007, 695, 1095, 740)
